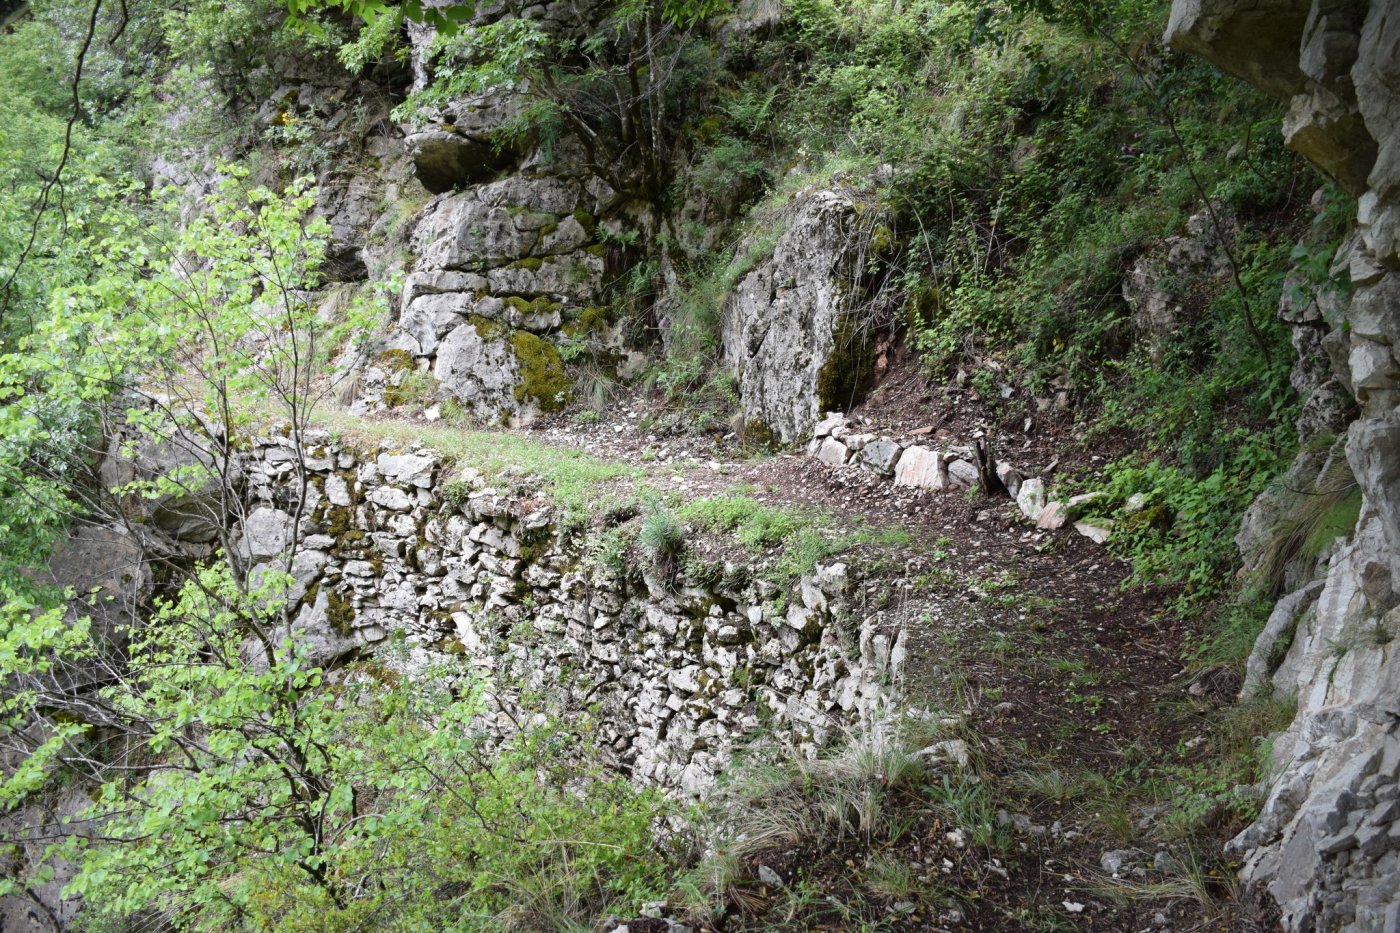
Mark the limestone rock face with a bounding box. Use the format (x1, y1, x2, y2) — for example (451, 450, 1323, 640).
(404, 89, 522, 193)
(1167, 2, 1400, 928)
(720, 191, 883, 442)
(344, 5, 635, 423)
(362, 162, 620, 422)
(433, 322, 526, 423)
(38, 524, 151, 648)
(1165, 0, 1311, 101)
(97, 420, 236, 546)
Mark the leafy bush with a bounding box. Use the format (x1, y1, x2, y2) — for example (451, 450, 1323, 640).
(5, 562, 676, 931)
(1092, 427, 1291, 608)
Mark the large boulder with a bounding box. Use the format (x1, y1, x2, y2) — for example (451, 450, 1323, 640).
(433, 321, 523, 423)
(433, 320, 569, 425)
(98, 420, 237, 546)
(720, 190, 884, 443)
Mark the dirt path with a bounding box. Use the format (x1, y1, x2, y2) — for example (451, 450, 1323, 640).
(349, 366, 1272, 930)
(522, 382, 1198, 762)
(486, 378, 1272, 931)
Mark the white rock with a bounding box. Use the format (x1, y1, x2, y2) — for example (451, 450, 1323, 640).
(325, 473, 353, 507)
(893, 445, 947, 490)
(919, 738, 970, 769)
(369, 486, 414, 511)
(758, 865, 785, 887)
(996, 461, 1023, 497)
(815, 437, 850, 466)
(1016, 477, 1047, 519)
(1036, 501, 1069, 530)
(238, 507, 292, 559)
(1074, 521, 1112, 544)
(813, 412, 848, 438)
(376, 452, 437, 488)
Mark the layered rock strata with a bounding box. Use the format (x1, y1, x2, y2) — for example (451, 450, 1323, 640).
(1168, 2, 1400, 928)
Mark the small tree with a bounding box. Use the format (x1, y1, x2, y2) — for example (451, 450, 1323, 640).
(323, 0, 729, 200)
(0, 168, 382, 917)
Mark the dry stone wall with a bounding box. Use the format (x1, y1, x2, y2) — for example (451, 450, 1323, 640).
(237, 433, 906, 794)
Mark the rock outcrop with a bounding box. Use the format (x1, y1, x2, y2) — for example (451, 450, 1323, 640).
(721, 190, 888, 443)
(371, 170, 624, 424)
(1168, 3, 1400, 928)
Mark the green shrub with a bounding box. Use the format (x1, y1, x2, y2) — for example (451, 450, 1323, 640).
(1090, 425, 1292, 612)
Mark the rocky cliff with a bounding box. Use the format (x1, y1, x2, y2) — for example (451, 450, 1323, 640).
(1168, 2, 1400, 929)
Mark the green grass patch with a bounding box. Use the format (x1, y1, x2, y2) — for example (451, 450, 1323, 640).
(680, 493, 910, 583)
(322, 412, 643, 519)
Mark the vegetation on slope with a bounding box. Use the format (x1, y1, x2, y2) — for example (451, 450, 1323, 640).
(0, 0, 1350, 928)
(648, 0, 1357, 638)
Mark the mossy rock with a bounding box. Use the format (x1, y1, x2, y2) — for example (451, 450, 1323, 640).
(510, 331, 571, 412)
(563, 305, 612, 338)
(572, 208, 598, 238)
(869, 224, 898, 255)
(740, 419, 781, 451)
(325, 590, 356, 637)
(376, 348, 415, 373)
(505, 295, 563, 317)
(817, 314, 876, 413)
(509, 256, 545, 272)
(695, 115, 725, 143)
(384, 370, 440, 408)
(326, 506, 354, 540)
(470, 314, 509, 342)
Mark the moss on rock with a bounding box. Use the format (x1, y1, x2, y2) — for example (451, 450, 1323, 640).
(470, 314, 509, 342)
(816, 314, 876, 413)
(505, 295, 563, 317)
(563, 305, 612, 338)
(325, 590, 356, 637)
(376, 348, 415, 373)
(572, 208, 597, 238)
(510, 331, 571, 412)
